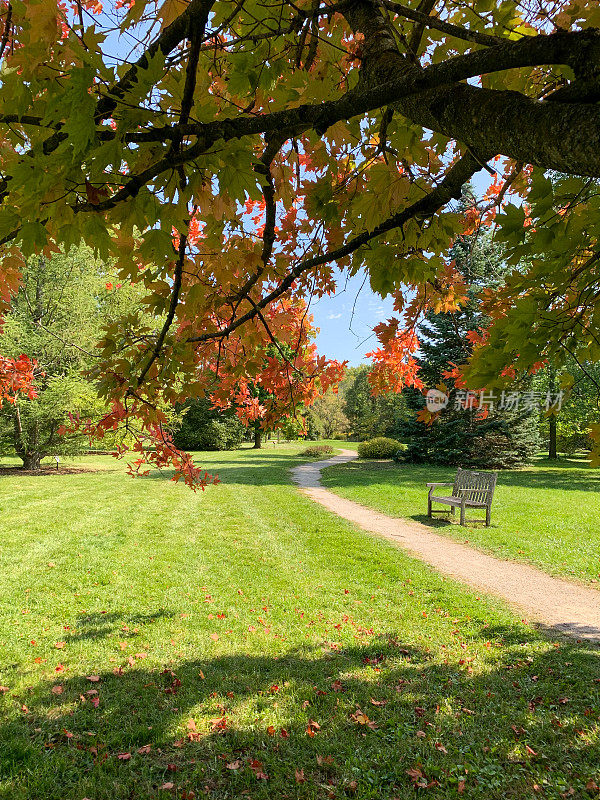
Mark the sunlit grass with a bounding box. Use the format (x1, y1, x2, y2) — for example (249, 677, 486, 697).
(321, 456, 600, 583)
(0, 445, 598, 799)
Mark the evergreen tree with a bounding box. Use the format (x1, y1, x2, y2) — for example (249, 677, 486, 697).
(401, 221, 539, 469)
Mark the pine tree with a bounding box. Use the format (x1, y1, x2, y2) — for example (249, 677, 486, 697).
(401, 212, 539, 469)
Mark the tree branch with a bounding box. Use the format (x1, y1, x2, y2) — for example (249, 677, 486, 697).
(378, 0, 506, 49)
(186, 151, 482, 344)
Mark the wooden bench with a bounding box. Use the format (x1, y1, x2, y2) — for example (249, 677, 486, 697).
(427, 467, 497, 526)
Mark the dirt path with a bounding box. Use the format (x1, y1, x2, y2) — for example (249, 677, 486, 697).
(292, 450, 600, 642)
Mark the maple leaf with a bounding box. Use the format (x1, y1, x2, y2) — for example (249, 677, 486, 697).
(248, 759, 269, 780)
(317, 755, 335, 766)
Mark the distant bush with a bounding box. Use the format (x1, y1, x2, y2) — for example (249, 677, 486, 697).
(392, 443, 409, 462)
(174, 399, 245, 451)
(300, 444, 334, 457)
(358, 437, 405, 459)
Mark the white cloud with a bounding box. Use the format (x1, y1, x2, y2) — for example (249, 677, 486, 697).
(327, 313, 343, 320)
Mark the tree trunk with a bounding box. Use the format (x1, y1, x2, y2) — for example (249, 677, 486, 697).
(548, 414, 558, 460)
(253, 424, 262, 449)
(21, 452, 42, 470)
(548, 367, 558, 460)
(13, 406, 43, 470)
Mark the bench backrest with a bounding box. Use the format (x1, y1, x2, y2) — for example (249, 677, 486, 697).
(452, 467, 497, 506)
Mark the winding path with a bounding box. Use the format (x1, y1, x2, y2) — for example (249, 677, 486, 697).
(292, 450, 600, 642)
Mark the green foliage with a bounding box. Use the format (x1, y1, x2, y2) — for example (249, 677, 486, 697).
(173, 398, 245, 451)
(0, 247, 146, 468)
(299, 444, 334, 457)
(392, 443, 409, 463)
(357, 436, 403, 459)
(402, 220, 539, 469)
(534, 361, 600, 457)
(344, 366, 409, 440)
(308, 387, 349, 440)
(0, 374, 101, 468)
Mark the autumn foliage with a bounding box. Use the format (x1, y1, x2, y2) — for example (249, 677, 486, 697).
(1, 0, 600, 477)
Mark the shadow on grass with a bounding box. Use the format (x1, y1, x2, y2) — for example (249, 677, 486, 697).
(147, 452, 318, 487)
(1, 626, 599, 799)
(65, 610, 176, 643)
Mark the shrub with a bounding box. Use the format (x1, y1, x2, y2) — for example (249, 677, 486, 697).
(358, 437, 404, 459)
(174, 399, 245, 451)
(299, 444, 334, 457)
(392, 443, 409, 463)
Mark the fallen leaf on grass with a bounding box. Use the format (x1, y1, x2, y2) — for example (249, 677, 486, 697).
(51, 685, 63, 695)
(317, 755, 335, 766)
(55, 642, 66, 649)
(117, 752, 131, 761)
(137, 745, 152, 754)
(248, 759, 269, 780)
(226, 760, 242, 770)
(350, 709, 377, 730)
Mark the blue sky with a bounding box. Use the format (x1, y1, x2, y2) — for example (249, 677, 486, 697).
(308, 269, 395, 365)
(311, 168, 493, 365)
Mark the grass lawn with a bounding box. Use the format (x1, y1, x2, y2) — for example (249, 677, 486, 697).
(321, 456, 600, 585)
(0, 445, 599, 799)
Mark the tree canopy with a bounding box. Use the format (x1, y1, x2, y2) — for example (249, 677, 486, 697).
(1, 0, 600, 481)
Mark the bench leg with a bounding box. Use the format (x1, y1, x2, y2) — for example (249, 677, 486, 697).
(486, 506, 491, 527)
(460, 502, 466, 527)
(427, 496, 432, 517)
